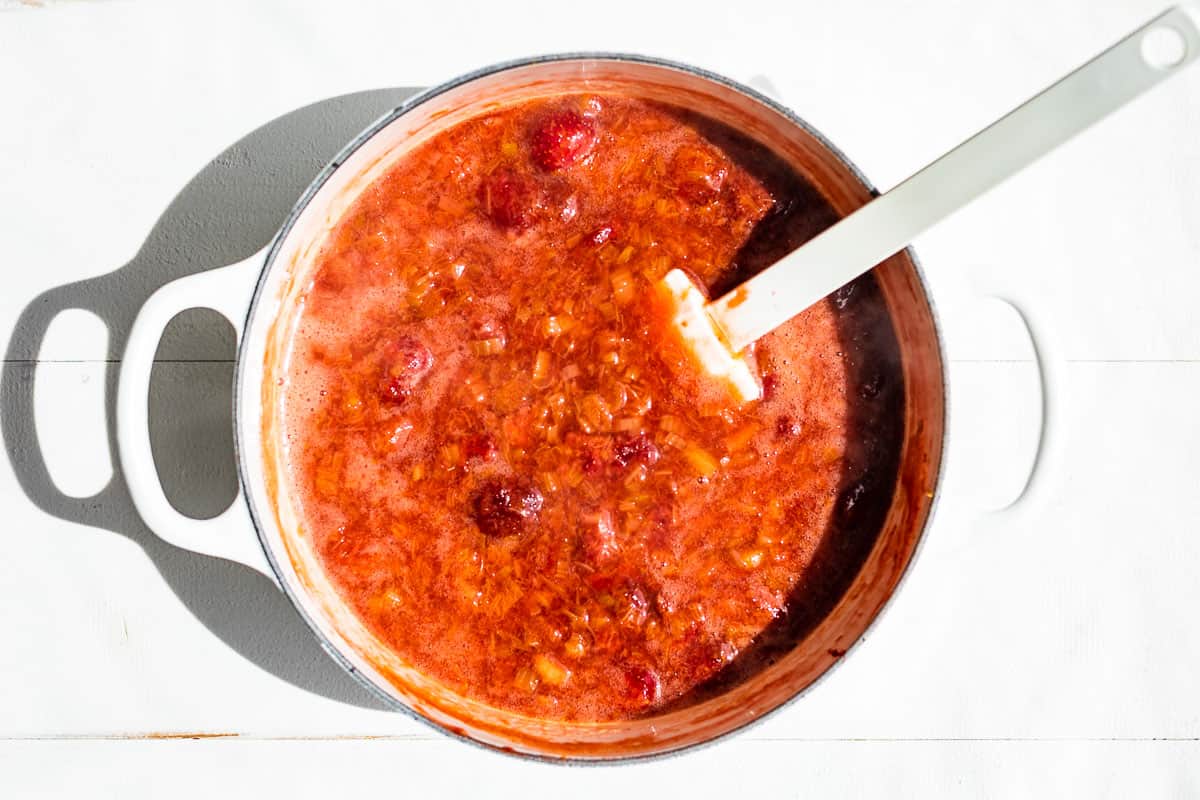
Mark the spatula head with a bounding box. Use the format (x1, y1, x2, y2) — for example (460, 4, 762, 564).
(652, 269, 762, 405)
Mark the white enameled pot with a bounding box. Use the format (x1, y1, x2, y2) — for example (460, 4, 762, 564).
(115, 54, 1071, 761)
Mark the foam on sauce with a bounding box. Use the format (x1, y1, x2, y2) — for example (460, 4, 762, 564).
(278, 93, 904, 721)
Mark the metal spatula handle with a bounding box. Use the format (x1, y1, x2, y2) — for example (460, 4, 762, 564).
(710, 5, 1200, 352)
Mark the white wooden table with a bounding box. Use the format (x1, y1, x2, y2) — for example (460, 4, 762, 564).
(2, 0, 1199, 796)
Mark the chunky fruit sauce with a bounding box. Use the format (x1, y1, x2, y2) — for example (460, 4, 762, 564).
(279, 93, 904, 721)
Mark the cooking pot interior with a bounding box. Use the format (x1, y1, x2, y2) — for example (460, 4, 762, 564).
(241, 56, 945, 760)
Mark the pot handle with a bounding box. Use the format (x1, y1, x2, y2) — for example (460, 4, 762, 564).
(116, 250, 276, 581)
(978, 286, 1070, 524)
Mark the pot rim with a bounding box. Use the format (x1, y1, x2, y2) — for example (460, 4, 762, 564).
(232, 51, 950, 765)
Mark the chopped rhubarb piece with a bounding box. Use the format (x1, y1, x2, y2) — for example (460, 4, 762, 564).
(579, 508, 618, 564)
(672, 145, 728, 204)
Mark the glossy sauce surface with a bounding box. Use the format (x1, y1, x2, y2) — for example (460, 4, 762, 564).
(280, 94, 904, 721)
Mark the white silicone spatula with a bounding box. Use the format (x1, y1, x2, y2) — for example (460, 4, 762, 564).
(658, 4, 1200, 404)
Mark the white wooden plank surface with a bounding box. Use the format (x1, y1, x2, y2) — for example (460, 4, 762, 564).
(2, 0, 1199, 795)
(4, 740, 1200, 798)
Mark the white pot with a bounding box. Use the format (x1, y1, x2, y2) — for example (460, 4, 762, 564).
(114, 54, 1060, 761)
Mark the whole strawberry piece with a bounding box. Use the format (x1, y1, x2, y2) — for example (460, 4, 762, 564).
(530, 110, 598, 171)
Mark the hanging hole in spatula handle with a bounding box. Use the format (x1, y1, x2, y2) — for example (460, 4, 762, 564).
(1141, 17, 1192, 69)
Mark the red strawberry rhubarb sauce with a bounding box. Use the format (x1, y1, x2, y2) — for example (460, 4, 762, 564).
(277, 93, 905, 721)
